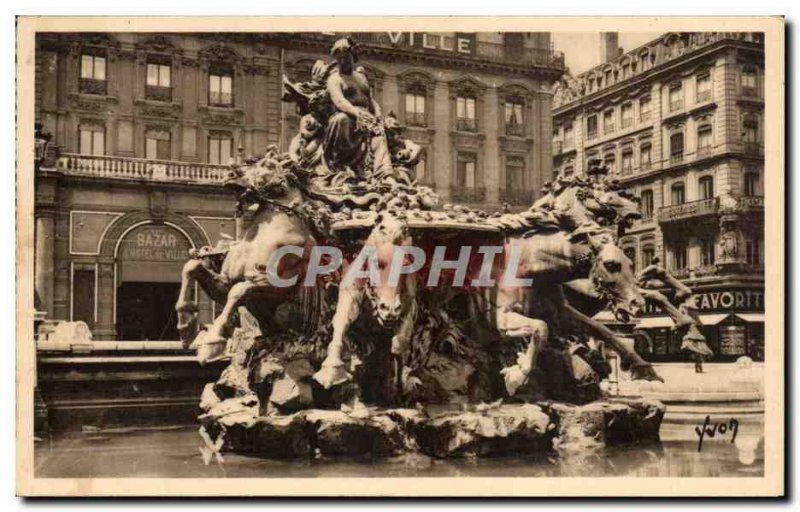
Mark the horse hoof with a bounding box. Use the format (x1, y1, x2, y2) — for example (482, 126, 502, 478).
(313, 363, 352, 389)
(631, 364, 664, 383)
(500, 365, 529, 396)
(177, 320, 199, 345)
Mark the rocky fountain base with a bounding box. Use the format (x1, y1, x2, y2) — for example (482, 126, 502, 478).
(198, 390, 665, 460)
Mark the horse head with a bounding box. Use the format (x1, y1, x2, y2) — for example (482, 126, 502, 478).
(364, 211, 414, 327)
(593, 185, 643, 235)
(572, 227, 644, 323)
(223, 146, 301, 208)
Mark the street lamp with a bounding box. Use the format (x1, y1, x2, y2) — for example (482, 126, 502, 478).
(34, 122, 52, 170)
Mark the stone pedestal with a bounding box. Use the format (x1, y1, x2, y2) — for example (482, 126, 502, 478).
(199, 397, 665, 460)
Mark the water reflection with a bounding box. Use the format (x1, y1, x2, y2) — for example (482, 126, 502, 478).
(35, 417, 764, 479)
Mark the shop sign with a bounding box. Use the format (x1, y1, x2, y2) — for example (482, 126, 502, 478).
(644, 288, 764, 315)
(118, 225, 191, 262)
(719, 325, 747, 355)
(319, 32, 477, 55)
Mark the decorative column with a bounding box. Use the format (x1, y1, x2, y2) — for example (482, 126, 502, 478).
(94, 257, 117, 340)
(483, 88, 500, 206)
(34, 211, 55, 316)
(432, 80, 451, 201)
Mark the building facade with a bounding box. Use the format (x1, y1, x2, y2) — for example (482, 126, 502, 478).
(552, 32, 765, 362)
(34, 32, 564, 341)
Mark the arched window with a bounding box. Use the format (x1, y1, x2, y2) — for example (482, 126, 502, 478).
(699, 175, 714, 200)
(642, 246, 655, 267)
(621, 148, 634, 175)
(697, 125, 713, 155)
(671, 243, 688, 270)
(405, 83, 427, 127)
(669, 82, 683, 112)
(743, 114, 759, 143)
(671, 182, 685, 205)
(604, 153, 616, 174)
(700, 238, 716, 266)
(623, 247, 637, 272)
(639, 96, 651, 122)
(640, 189, 654, 220)
(670, 131, 684, 163)
(696, 73, 712, 103)
(639, 142, 652, 170)
(504, 96, 525, 137)
(744, 170, 759, 196)
(621, 103, 633, 129)
(741, 66, 758, 96)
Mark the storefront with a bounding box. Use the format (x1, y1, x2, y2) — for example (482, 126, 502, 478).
(114, 224, 194, 340)
(60, 204, 235, 341)
(631, 287, 765, 363)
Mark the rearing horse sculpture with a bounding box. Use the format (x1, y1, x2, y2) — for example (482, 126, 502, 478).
(175, 151, 324, 363)
(492, 223, 648, 393)
(314, 211, 418, 405)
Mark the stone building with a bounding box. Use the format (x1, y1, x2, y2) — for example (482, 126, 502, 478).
(551, 32, 765, 362)
(34, 32, 564, 341)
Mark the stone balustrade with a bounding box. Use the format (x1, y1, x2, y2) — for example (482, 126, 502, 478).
(56, 153, 229, 185)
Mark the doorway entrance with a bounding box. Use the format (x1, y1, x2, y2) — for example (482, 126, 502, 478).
(116, 282, 180, 340)
(114, 223, 194, 341)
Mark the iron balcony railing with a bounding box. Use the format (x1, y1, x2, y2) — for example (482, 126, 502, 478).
(209, 91, 233, 107)
(79, 78, 107, 96)
(741, 86, 759, 98)
(146, 85, 173, 103)
(56, 153, 229, 185)
(405, 111, 427, 127)
(456, 118, 478, 132)
(696, 146, 713, 158)
(505, 123, 525, 137)
(743, 142, 763, 155)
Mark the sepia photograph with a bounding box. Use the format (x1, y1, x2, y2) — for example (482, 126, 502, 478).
(15, 16, 785, 497)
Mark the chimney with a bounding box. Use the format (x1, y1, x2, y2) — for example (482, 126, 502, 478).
(599, 32, 619, 63)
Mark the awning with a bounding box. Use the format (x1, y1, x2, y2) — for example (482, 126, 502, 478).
(698, 313, 732, 325)
(736, 313, 765, 323)
(634, 316, 674, 329)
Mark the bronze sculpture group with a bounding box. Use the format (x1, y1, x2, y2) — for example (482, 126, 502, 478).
(175, 38, 711, 428)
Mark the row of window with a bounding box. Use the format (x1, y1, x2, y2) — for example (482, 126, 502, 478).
(632, 171, 759, 221)
(83, 52, 534, 141)
(580, 68, 759, 142)
(564, 114, 759, 178)
(624, 235, 761, 275)
(405, 90, 525, 135)
(78, 125, 235, 164)
(80, 53, 235, 106)
(77, 124, 533, 186)
(666, 236, 762, 271)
